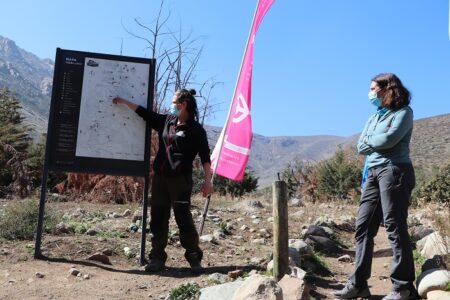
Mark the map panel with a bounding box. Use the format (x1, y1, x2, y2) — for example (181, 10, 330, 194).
(75, 57, 149, 161)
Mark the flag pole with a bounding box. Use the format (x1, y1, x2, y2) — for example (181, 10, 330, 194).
(199, 0, 262, 235)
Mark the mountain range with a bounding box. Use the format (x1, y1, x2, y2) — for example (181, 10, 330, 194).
(1, 35, 449, 187)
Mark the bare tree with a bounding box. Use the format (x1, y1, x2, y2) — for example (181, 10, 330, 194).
(122, 0, 221, 122)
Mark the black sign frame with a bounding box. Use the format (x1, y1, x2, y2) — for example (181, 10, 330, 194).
(35, 48, 155, 265)
(46, 48, 155, 176)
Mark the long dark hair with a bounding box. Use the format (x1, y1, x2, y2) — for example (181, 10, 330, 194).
(372, 73, 411, 110)
(174, 88, 199, 121)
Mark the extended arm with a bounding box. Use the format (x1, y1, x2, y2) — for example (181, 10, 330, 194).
(112, 97, 166, 131)
(112, 97, 138, 111)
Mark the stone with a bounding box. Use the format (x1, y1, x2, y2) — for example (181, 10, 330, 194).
(246, 200, 264, 209)
(69, 268, 80, 276)
(123, 247, 133, 258)
(314, 215, 336, 227)
(420, 232, 449, 258)
(122, 209, 132, 217)
(213, 230, 226, 240)
(289, 239, 313, 257)
(305, 235, 340, 254)
(112, 212, 122, 218)
(304, 225, 327, 238)
(289, 198, 304, 207)
(278, 274, 310, 300)
(416, 268, 450, 298)
(199, 279, 244, 300)
(409, 225, 434, 242)
(252, 219, 261, 225)
(267, 217, 274, 222)
(228, 269, 244, 279)
(251, 238, 265, 245)
(208, 273, 228, 284)
(231, 274, 282, 300)
(35, 272, 45, 278)
(55, 222, 71, 234)
(86, 228, 99, 236)
(320, 226, 334, 237)
(288, 266, 307, 280)
(200, 234, 217, 244)
(241, 225, 249, 231)
(83, 274, 90, 280)
(267, 258, 297, 273)
(132, 211, 143, 223)
(288, 247, 302, 267)
(422, 255, 446, 272)
(337, 254, 352, 263)
(88, 253, 111, 265)
(250, 257, 264, 265)
(335, 216, 356, 232)
(427, 290, 450, 300)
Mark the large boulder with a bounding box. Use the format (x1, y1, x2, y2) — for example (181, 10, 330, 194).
(419, 232, 449, 258)
(289, 239, 313, 257)
(278, 274, 310, 300)
(421, 255, 447, 273)
(305, 235, 340, 254)
(232, 274, 282, 300)
(200, 279, 244, 300)
(426, 290, 450, 300)
(416, 268, 450, 298)
(409, 225, 434, 242)
(304, 225, 328, 238)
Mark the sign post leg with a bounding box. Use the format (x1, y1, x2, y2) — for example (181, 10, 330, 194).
(34, 165, 49, 259)
(140, 173, 150, 266)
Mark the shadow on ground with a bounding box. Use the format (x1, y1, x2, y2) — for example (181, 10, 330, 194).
(35, 254, 254, 278)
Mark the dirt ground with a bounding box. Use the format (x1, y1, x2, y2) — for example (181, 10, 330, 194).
(0, 196, 424, 300)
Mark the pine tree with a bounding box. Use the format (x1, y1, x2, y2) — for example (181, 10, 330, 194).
(0, 88, 32, 193)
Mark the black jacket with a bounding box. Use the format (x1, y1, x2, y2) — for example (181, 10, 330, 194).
(135, 106, 210, 176)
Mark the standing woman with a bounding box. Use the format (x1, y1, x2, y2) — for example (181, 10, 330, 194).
(113, 89, 212, 273)
(334, 73, 418, 300)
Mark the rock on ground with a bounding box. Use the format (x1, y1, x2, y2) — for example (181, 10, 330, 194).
(199, 280, 244, 300)
(416, 268, 450, 298)
(232, 274, 283, 300)
(278, 274, 310, 300)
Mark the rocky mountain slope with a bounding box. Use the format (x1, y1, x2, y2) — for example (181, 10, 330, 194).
(1, 35, 449, 186)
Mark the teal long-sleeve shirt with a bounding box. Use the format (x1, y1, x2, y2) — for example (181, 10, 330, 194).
(357, 106, 413, 169)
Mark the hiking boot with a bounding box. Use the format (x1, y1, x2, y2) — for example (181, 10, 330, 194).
(382, 289, 419, 300)
(144, 258, 165, 272)
(186, 252, 203, 274)
(333, 281, 371, 299)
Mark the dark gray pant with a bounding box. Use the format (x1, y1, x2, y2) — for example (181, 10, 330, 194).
(149, 173, 202, 264)
(350, 163, 416, 291)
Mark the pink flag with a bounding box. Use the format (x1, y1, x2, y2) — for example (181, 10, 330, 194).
(211, 0, 275, 181)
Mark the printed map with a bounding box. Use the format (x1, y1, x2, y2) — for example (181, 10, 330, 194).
(76, 57, 150, 161)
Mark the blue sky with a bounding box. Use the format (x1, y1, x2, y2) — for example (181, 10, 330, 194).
(1, 0, 449, 137)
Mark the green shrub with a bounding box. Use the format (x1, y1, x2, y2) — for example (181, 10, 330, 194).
(169, 283, 200, 300)
(67, 222, 92, 234)
(414, 162, 450, 206)
(317, 148, 361, 201)
(0, 198, 59, 240)
(413, 250, 427, 278)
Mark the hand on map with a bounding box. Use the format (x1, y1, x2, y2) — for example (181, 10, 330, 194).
(112, 97, 126, 105)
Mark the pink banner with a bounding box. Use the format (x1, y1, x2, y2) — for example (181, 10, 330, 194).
(211, 0, 275, 181)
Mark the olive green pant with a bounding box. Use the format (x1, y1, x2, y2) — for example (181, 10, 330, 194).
(149, 173, 202, 264)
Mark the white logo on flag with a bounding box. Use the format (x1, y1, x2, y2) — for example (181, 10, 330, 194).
(232, 93, 249, 123)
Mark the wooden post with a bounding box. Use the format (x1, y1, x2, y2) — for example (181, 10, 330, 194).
(273, 180, 288, 281)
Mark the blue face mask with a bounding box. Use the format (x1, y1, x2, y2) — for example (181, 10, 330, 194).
(169, 103, 181, 116)
(368, 91, 382, 108)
